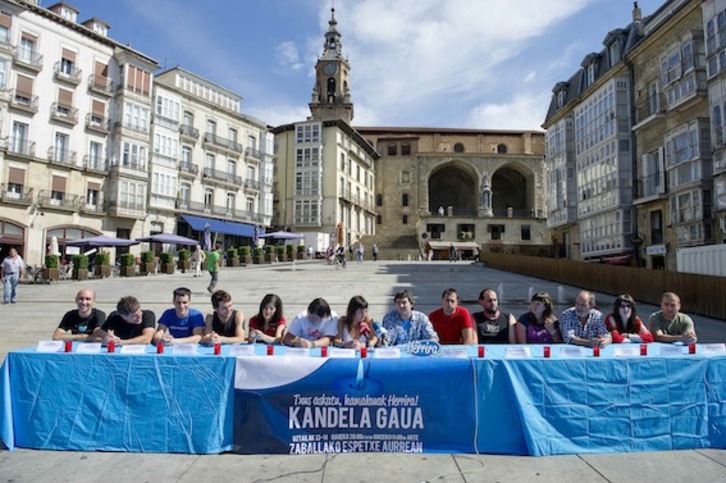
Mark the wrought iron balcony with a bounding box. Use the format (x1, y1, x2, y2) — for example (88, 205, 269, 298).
(6, 137, 35, 157)
(202, 167, 243, 185)
(88, 74, 113, 96)
(179, 124, 199, 140)
(53, 61, 82, 85)
(178, 161, 199, 176)
(0, 184, 33, 205)
(82, 154, 106, 172)
(9, 89, 38, 113)
(50, 102, 78, 125)
(203, 132, 245, 154)
(12, 47, 42, 71)
(48, 147, 78, 167)
(85, 113, 110, 133)
(37, 189, 80, 211)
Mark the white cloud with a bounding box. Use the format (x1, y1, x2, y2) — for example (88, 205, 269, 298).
(466, 92, 551, 130)
(275, 41, 304, 71)
(524, 71, 537, 83)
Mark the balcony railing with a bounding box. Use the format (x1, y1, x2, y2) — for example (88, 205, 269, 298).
(245, 178, 261, 191)
(636, 172, 666, 199)
(0, 184, 33, 205)
(178, 161, 199, 176)
(114, 121, 150, 135)
(634, 92, 665, 126)
(245, 146, 261, 160)
(37, 190, 80, 211)
(88, 74, 113, 96)
(12, 47, 43, 71)
(339, 188, 375, 212)
(53, 61, 82, 84)
(179, 124, 199, 140)
(50, 102, 78, 125)
(6, 137, 36, 157)
(107, 157, 148, 174)
(48, 147, 77, 167)
(153, 115, 178, 130)
(82, 154, 106, 172)
(107, 199, 147, 217)
(9, 89, 38, 113)
(203, 132, 245, 153)
(202, 167, 243, 185)
(177, 200, 266, 223)
(492, 208, 543, 218)
(85, 113, 110, 133)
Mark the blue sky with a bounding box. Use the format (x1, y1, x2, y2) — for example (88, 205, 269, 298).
(60, 0, 666, 129)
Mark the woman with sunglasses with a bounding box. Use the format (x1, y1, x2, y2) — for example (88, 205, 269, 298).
(604, 294, 653, 343)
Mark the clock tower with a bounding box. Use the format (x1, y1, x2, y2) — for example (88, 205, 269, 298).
(310, 8, 354, 123)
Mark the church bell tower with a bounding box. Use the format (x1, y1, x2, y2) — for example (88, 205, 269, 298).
(309, 8, 354, 123)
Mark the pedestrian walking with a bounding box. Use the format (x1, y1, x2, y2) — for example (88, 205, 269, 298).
(372, 244, 379, 261)
(2, 248, 25, 304)
(207, 245, 221, 292)
(191, 244, 206, 278)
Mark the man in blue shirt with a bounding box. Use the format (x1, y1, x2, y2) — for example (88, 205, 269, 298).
(381, 290, 439, 346)
(155, 287, 205, 345)
(560, 290, 611, 347)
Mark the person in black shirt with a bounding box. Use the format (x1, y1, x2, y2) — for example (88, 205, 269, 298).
(92, 296, 155, 346)
(52, 288, 106, 341)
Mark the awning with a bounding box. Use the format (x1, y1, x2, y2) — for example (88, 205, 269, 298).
(181, 214, 257, 238)
(426, 241, 480, 250)
(601, 255, 632, 265)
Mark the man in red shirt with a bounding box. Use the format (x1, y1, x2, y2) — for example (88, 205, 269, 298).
(428, 288, 476, 344)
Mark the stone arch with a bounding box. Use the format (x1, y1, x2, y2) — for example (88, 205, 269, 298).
(428, 162, 478, 216)
(491, 164, 534, 214)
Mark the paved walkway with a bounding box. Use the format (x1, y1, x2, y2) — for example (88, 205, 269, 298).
(1, 260, 725, 482)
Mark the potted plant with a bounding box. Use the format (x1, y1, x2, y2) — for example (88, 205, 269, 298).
(297, 244, 306, 260)
(285, 244, 295, 262)
(45, 254, 60, 281)
(160, 252, 175, 274)
(177, 248, 191, 272)
(226, 247, 239, 267)
(276, 245, 286, 262)
(119, 253, 136, 277)
(72, 254, 89, 280)
(264, 245, 274, 263)
(252, 247, 263, 264)
(93, 251, 111, 278)
(238, 246, 251, 265)
(140, 251, 155, 275)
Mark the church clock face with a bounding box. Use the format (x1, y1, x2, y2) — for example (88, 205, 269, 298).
(324, 62, 338, 75)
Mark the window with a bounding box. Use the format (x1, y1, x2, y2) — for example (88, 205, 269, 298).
(387, 144, 397, 156)
(125, 65, 151, 96)
(0, 59, 6, 88)
(340, 153, 345, 171)
(227, 159, 236, 176)
(226, 192, 235, 210)
(402, 193, 409, 207)
(88, 141, 102, 169)
(155, 95, 180, 121)
(228, 128, 237, 145)
(356, 164, 360, 182)
(401, 171, 410, 183)
(520, 225, 531, 241)
(402, 215, 408, 224)
(123, 102, 150, 132)
(207, 119, 216, 135)
(650, 210, 664, 244)
(19, 34, 36, 64)
(204, 188, 214, 208)
(497, 144, 508, 154)
(205, 153, 215, 170)
(121, 142, 147, 168)
(179, 182, 191, 204)
(454, 143, 465, 153)
(295, 123, 321, 143)
(153, 133, 179, 158)
(181, 146, 191, 164)
(183, 111, 194, 127)
(489, 224, 505, 241)
(376, 194, 382, 206)
(293, 199, 320, 224)
(401, 143, 411, 155)
(86, 183, 100, 206)
(661, 38, 702, 107)
(246, 197, 254, 213)
(11, 122, 28, 154)
(376, 215, 382, 225)
(54, 133, 69, 162)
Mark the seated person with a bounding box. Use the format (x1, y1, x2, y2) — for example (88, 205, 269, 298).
(202, 289, 245, 345)
(154, 287, 205, 345)
(91, 296, 155, 346)
(472, 288, 516, 344)
(333, 295, 378, 349)
(248, 293, 286, 344)
(283, 297, 339, 348)
(648, 291, 697, 344)
(381, 290, 439, 346)
(428, 288, 476, 345)
(605, 294, 653, 344)
(516, 291, 562, 344)
(560, 290, 611, 347)
(52, 288, 106, 341)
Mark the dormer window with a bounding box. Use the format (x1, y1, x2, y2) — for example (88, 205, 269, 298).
(587, 64, 595, 86)
(557, 90, 566, 108)
(609, 42, 620, 67)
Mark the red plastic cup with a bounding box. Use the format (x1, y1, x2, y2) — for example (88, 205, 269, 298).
(156, 343, 164, 354)
(593, 345, 600, 357)
(108, 341, 115, 353)
(64, 340, 72, 353)
(640, 344, 647, 356)
(478, 346, 485, 358)
(688, 343, 696, 354)
(543, 346, 551, 358)
(320, 346, 328, 357)
(214, 344, 221, 355)
(266, 345, 274, 356)
(360, 346, 367, 358)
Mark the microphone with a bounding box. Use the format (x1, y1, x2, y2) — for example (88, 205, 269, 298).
(372, 322, 388, 346)
(359, 322, 371, 336)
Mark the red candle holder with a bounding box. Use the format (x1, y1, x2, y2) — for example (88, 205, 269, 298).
(267, 345, 274, 356)
(360, 346, 367, 358)
(156, 343, 164, 354)
(688, 343, 696, 355)
(214, 344, 221, 355)
(640, 344, 647, 356)
(108, 341, 115, 353)
(320, 346, 328, 357)
(543, 346, 551, 358)
(478, 346, 485, 358)
(593, 345, 600, 357)
(64, 340, 72, 353)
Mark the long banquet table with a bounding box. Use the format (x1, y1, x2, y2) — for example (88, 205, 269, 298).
(2, 343, 725, 455)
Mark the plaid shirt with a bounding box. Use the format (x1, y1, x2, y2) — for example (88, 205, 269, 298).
(559, 307, 608, 344)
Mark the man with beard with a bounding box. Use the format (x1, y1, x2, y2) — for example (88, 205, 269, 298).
(560, 290, 611, 347)
(472, 288, 516, 344)
(52, 288, 106, 341)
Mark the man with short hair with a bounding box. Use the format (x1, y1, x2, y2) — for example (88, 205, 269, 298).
(648, 292, 697, 344)
(1, 248, 25, 304)
(382, 290, 439, 346)
(155, 287, 205, 345)
(206, 245, 221, 293)
(472, 288, 517, 344)
(283, 297, 339, 348)
(92, 296, 156, 345)
(202, 289, 246, 345)
(429, 288, 476, 344)
(52, 288, 106, 341)
(560, 290, 611, 347)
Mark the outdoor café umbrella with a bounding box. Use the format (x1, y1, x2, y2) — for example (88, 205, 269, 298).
(66, 235, 139, 247)
(258, 231, 305, 240)
(135, 233, 199, 245)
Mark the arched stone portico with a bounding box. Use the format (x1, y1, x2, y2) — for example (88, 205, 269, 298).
(427, 162, 479, 216)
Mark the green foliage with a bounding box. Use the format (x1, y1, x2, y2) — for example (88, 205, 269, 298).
(44, 254, 59, 268)
(238, 246, 251, 256)
(94, 252, 110, 266)
(286, 243, 295, 253)
(276, 246, 286, 255)
(140, 251, 154, 263)
(178, 249, 191, 261)
(72, 254, 89, 269)
(297, 244, 306, 253)
(160, 252, 174, 264)
(252, 247, 263, 257)
(264, 245, 274, 254)
(119, 253, 136, 266)
(227, 247, 239, 259)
